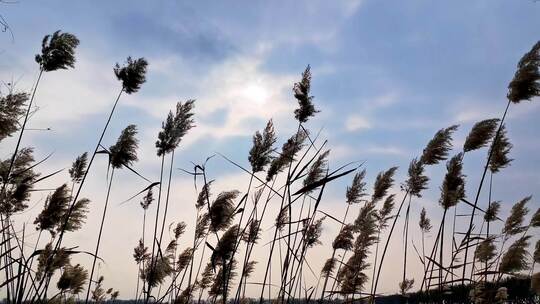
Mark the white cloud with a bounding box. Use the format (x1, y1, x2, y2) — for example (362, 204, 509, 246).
(345, 114, 371, 132)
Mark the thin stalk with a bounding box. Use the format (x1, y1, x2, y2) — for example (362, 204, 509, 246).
(158, 150, 175, 251)
(439, 208, 448, 292)
(146, 154, 166, 303)
(85, 168, 115, 303)
(372, 190, 410, 298)
(461, 99, 511, 284)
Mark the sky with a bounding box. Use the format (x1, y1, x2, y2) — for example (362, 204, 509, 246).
(1, 0, 540, 299)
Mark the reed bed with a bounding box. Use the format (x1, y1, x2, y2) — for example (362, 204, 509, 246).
(0, 31, 539, 304)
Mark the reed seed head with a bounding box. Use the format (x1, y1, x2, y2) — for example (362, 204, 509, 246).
(484, 201, 500, 223)
(133, 239, 149, 264)
(114, 57, 148, 94)
(332, 224, 355, 251)
(0, 92, 28, 142)
(475, 237, 496, 263)
(508, 41, 540, 103)
(488, 124, 513, 173)
(248, 119, 276, 172)
(35, 30, 79, 72)
(406, 158, 429, 197)
(371, 167, 398, 203)
(208, 190, 239, 232)
(57, 263, 88, 295)
(266, 129, 308, 181)
(503, 196, 530, 236)
(346, 169, 367, 205)
(109, 124, 139, 169)
(140, 188, 154, 210)
(499, 235, 531, 274)
(377, 194, 396, 230)
(464, 118, 500, 152)
(156, 100, 195, 156)
(34, 184, 70, 236)
(419, 207, 432, 233)
(293, 65, 318, 123)
(420, 125, 458, 165)
(439, 153, 466, 210)
(303, 150, 330, 191)
(69, 152, 88, 183)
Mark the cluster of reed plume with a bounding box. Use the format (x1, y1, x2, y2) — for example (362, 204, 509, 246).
(0, 29, 539, 304)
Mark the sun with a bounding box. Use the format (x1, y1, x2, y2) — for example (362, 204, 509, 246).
(242, 82, 269, 105)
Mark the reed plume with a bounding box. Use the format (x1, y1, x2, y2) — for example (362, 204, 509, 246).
(114, 57, 148, 94)
(303, 150, 330, 190)
(156, 100, 196, 156)
(439, 153, 466, 210)
(419, 207, 432, 233)
(399, 278, 414, 295)
(62, 197, 89, 233)
(0, 92, 28, 142)
(133, 239, 150, 264)
(35, 30, 79, 72)
(332, 224, 355, 251)
(248, 119, 276, 172)
(0, 147, 38, 215)
(463, 118, 500, 152)
(484, 201, 500, 223)
(69, 152, 88, 184)
(321, 258, 336, 277)
(406, 158, 429, 197)
(529, 207, 540, 227)
(142, 255, 173, 289)
(211, 224, 240, 267)
(507, 41, 540, 103)
(420, 125, 458, 165)
(34, 184, 71, 236)
(36, 243, 70, 281)
(475, 237, 496, 264)
(266, 129, 308, 181)
(371, 166, 398, 203)
(109, 124, 139, 168)
(177, 247, 194, 273)
(293, 65, 318, 123)
(502, 196, 531, 236)
(304, 217, 324, 248)
(499, 235, 531, 274)
(346, 169, 367, 204)
(208, 191, 240, 232)
(488, 124, 513, 173)
(57, 263, 88, 295)
(242, 219, 261, 244)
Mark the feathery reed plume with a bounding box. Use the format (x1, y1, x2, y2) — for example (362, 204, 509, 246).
(321, 258, 336, 277)
(195, 213, 210, 240)
(371, 167, 398, 203)
(248, 119, 277, 172)
(133, 239, 150, 264)
(197, 263, 215, 293)
(114, 57, 148, 94)
(156, 100, 196, 156)
(502, 196, 531, 236)
(377, 194, 396, 229)
(211, 225, 240, 267)
(399, 278, 414, 295)
(208, 191, 239, 232)
(529, 207, 540, 227)
(532, 272, 540, 296)
(209, 260, 237, 300)
(69, 152, 88, 184)
(419, 207, 432, 233)
(341, 202, 378, 294)
(0, 92, 28, 142)
(196, 181, 213, 209)
(109, 124, 139, 168)
(173, 222, 187, 239)
(406, 158, 429, 197)
(275, 207, 289, 231)
(484, 201, 500, 223)
(293, 65, 318, 123)
(91, 276, 106, 303)
(143, 255, 173, 288)
(266, 129, 308, 181)
(488, 124, 513, 173)
(439, 153, 466, 210)
(304, 217, 325, 248)
(34, 184, 70, 236)
(57, 263, 88, 295)
(35, 30, 80, 71)
(420, 125, 458, 165)
(346, 169, 367, 204)
(499, 235, 531, 274)
(475, 237, 496, 264)
(507, 41, 540, 103)
(0, 147, 38, 215)
(242, 219, 261, 244)
(332, 224, 355, 251)
(177, 247, 193, 273)
(303, 150, 330, 190)
(62, 197, 89, 233)
(463, 119, 500, 152)
(36, 243, 71, 281)
(141, 188, 154, 210)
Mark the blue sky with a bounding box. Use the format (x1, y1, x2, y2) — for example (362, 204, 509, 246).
(1, 0, 539, 298)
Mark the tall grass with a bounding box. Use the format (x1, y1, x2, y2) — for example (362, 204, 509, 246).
(1, 31, 539, 304)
